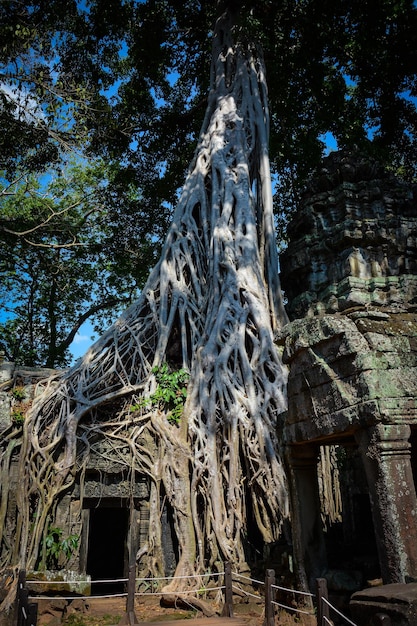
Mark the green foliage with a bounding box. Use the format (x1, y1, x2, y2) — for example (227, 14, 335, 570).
(11, 409, 25, 424)
(10, 387, 28, 424)
(44, 526, 80, 568)
(11, 386, 26, 400)
(1, 0, 417, 366)
(152, 364, 190, 423)
(0, 159, 142, 367)
(3, 0, 416, 198)
(132, 364, 189, 424)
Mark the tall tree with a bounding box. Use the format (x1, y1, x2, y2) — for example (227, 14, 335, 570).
(10, 4, 290, 587)
(0, 160, 148, 367)
(3, 0, 417, 212)
(2, 0, 417, 362)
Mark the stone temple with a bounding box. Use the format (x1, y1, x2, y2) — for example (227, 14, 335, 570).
(1, 150, 417, 623)
(279, 150, 417, 623)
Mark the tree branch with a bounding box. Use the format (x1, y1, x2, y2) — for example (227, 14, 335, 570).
(57, 296, 132, 356)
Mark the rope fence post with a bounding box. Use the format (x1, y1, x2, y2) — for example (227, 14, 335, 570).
(17, 570, 38, 626)
(316, 578, 329, 626)
(119, 564, 138, 625)
(264, 569, 275, 626)
(221, 561, 234, 617)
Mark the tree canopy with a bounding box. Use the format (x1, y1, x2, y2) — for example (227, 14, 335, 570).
(0, 159, 146, 367)
(1, 0, 417, 365)
(3, 0, 417, 179)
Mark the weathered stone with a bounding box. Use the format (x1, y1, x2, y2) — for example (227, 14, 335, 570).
(0, 392, 11, 431)
(37, 614, 62, 626)
(0, 362, 14, 384)
(65, 598, 88, 614)
(279, 151, 417, 598)
(280, 151, 417, 319)
(45, 602, 67, 613)
(350, 583, 417, 626)
(27, 572, 91, 597)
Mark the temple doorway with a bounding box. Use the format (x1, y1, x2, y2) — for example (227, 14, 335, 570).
(85, 503, 129, 595)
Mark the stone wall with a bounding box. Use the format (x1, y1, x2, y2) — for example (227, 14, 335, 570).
(280, 151, 417, 319)
(0, 360, 152, 578)
(278, 151, 417, 596)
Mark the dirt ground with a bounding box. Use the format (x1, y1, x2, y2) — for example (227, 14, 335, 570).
(35, 593, 316, 626)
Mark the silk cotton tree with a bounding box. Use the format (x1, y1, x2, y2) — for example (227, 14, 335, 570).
(12, 5, 290, 589)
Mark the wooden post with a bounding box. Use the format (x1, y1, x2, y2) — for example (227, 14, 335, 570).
(119, 564, 138, 625)
(17, 570, 37, 626)
(316, 578, 329, 626)
(264, 569, 275, 626)
(221, 561, 234, 617)
(17, 570, 26, 626)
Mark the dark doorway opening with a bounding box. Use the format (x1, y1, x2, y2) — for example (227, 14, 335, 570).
(243, 485, 264, 569)
(86, 505, 129, 595)
(160, 495, 178, 577)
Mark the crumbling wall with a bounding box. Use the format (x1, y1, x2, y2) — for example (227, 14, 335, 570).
(279, 151, 417, 590)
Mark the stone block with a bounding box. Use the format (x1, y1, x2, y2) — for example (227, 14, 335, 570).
(37, 615, 62, 626)
(0, 362, 14, 383)
(363, 368, 417, 400)
(65, 599, 88, 614)
(0, 393, 11, 431)
(350, 583, 417, 626)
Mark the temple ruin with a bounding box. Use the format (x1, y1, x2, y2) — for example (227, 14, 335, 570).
(1, 151, 417, 623)
(279, 150, 417, 621)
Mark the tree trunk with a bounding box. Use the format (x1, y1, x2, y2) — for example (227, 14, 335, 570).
(7, 5, 290, 586)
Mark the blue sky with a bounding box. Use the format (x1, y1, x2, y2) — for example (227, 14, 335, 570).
(71, 320, 96, 362)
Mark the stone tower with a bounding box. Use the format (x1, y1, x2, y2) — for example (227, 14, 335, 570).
(279, 150, 417, 590)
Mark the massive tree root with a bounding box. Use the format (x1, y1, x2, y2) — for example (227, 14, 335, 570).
(9, 8, 290, 589)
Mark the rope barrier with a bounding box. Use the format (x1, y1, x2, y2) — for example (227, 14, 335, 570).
(140, 587, 224, 597)
(27, 578, 127, 585)
(24, 567, 356, 626)
(27, 570, 225, 587)
(134, 572, 226, 582)
(322, 597, 358, 626)
(29, 593, 128, 600)
(29, 586, 226, 602)
(271, 598, 314, 616)
(231, 571, 264, 586)
(271, 582, 315, 598)
(231, 585, 262, 601)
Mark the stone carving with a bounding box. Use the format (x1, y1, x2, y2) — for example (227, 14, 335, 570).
(0, 361, 150, 578)
(280, 151, 417, 319)
(279, 151, 417, 624)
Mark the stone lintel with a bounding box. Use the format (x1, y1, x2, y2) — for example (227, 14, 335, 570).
(280, 311, 417, 445)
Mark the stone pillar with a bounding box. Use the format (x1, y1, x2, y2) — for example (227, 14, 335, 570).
(286, 444, 327, 590)
(355, 424, 417, 583)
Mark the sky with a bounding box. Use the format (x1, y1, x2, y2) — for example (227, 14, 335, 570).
(71, 321, 96, 362)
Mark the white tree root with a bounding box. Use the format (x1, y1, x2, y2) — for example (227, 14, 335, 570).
(3, 8, 290, 591)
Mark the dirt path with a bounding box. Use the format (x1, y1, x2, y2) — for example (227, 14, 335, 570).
(35, 594, 315, 626)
